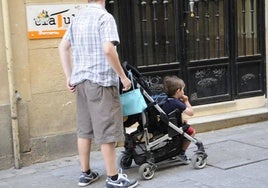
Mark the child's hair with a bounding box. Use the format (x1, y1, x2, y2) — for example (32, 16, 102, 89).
(163, 75, 185, 97)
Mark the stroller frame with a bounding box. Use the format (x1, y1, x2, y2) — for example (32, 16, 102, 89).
(118, 62, 208, 180)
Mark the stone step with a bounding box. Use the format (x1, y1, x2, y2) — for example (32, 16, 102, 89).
(189, 106, 268, 133)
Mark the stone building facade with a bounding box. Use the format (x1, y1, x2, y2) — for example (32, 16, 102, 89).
(0, 0, 267, 169)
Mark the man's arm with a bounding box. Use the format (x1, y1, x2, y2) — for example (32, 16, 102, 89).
(102, 41, 131, 91)
(58, 39, 75, 93)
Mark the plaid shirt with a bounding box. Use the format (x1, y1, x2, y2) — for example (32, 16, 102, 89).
(63, 3, 120, 87)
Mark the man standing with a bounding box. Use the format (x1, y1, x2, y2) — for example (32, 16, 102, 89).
(59, 0, 138, 187)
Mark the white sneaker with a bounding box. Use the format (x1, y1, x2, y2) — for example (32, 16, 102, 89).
(105, 169, 138, 188)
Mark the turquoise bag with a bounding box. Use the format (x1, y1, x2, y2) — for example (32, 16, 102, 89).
(120, 71, 147, 116)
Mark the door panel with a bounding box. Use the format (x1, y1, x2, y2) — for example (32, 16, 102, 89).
(237, 0, 259, 56)
(185, 0, 232, 104)
(236, 61, 263, 95)
(188, 63, 230, 105)
(234, 0, 265, 98)
(187, 0, 227, 60)
(133, 0, 177, 66)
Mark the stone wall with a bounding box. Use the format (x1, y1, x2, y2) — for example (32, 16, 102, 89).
(0, 0, 87, 170)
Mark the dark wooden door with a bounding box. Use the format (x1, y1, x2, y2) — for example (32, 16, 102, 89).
(107, 0, 266, 105)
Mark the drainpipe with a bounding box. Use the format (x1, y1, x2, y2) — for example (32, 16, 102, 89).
(2, 0, 21, 169)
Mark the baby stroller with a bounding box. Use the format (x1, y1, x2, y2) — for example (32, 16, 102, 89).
(118, 62, 208, 180)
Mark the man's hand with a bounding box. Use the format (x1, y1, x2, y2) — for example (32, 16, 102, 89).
(121, 76, 132, 91)
(67, 79, 75, 93)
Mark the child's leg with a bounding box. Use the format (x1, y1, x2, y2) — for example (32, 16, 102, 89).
(181, 126, 195, 153)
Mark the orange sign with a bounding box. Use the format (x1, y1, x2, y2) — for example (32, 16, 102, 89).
(26, 4, 87, 39)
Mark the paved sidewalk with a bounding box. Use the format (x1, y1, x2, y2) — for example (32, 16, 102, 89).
(1, 121, 268, 188)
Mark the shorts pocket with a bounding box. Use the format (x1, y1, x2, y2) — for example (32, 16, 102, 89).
(86, 81, 103, 102)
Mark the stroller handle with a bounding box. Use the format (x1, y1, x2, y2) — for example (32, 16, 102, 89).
(122, 61, 151, 95)
(122, 61, 142, 78)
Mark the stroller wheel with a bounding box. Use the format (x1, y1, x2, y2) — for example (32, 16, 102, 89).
(118, 153, 132, 169)
(191, 153, 207, 169)
(138, 163, 155, 180)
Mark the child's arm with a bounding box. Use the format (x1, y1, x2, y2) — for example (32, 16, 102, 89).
(180, 95, 194, 116)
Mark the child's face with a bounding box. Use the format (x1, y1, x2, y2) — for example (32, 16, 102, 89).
(177, 87, 184, 98)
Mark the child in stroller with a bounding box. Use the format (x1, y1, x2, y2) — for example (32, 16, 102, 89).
(161, 75, 195, 164)
(118, 62, 207, 180)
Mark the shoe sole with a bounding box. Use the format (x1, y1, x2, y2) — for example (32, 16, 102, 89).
(78, 175, 100, 187)
(129, 181, 139, 188)
(105, 181, 139, 188)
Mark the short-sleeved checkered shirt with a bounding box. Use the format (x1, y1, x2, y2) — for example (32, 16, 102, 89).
(63, 3, 120, 87)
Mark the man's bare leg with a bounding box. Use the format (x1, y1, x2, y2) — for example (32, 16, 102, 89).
(78, 138, 91, 172)
(101, 142, 117, 176)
